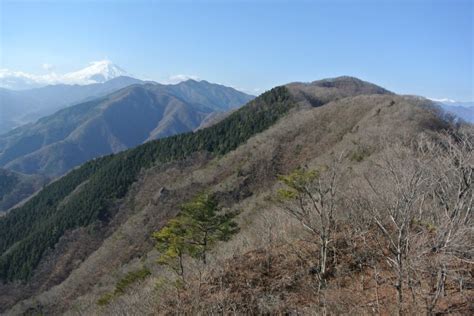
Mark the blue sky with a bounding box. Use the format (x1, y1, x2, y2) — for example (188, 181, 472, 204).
(1, 0, 472, 100)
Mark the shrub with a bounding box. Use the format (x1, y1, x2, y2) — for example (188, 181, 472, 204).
(96, 267, 151, 306)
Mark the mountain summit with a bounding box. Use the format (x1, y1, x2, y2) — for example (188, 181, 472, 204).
(0, 60, 130, 90)
(61, 60, 129, 84)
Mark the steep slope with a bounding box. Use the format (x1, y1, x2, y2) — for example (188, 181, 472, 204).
(163, 79, 255, 111)
(0, 81, 254, 176)
(2, 77, 465, 315)
(0, 85, 293, 311)
(0, 169, 48, 213)
(195, 109, 237, 130)
(0, 76, 143, 134)
(61, 92, 465, 315)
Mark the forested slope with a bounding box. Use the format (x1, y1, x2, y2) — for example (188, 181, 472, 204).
(0, 86, 293, 282)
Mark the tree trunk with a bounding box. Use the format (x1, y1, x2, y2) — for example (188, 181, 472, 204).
(202, 231, 208, 265)
(396, 253, 403, 316)
(320, 238, 328, 285)
(178, 252, 186, 286)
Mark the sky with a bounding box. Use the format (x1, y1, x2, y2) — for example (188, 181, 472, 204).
(0, 0, 472, 100)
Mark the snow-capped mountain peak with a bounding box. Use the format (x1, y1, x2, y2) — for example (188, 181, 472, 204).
(427, 97, 474, 107)
(62, 60, 129, 84)
(427, 97, 457, 103)
(0, 60, 132, 90)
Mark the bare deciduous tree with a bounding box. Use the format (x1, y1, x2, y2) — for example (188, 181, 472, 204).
(360, 143, 429, 315)
(355, 129, 473, 315)
(419, 130, 473, 314)
(277, 154, 345, 288)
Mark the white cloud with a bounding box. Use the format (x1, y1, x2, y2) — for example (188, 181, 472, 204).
(0, 69, 48, 89)
(42, 63, 54, 71)
(243, 88, 262, 96)
(427, 97, 457, 103)
(231, 86, 262, 96)
(165, 74, 200, 84)
(0, 60, 129, 90)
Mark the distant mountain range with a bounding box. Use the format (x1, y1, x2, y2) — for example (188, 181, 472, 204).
(0, 80, 254, 176)
(428, 99, 474, 123)
(0, 61, 143, 133)
(441, 102, 474, 123)
(0, 76, 144, 133)
(0, 60, 130, 90)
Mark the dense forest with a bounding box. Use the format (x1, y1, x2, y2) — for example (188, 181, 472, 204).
(0, 86, 294, 282)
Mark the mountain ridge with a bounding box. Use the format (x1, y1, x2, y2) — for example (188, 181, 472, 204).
(1, 77, 468, 315)
(0, 80, 254, 176)
(0, 76, 144, 134)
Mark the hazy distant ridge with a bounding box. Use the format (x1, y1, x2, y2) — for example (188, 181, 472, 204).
(0, 80, 253, 176)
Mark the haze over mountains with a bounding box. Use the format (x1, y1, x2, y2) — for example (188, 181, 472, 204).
(0, 61, 145, 133)
(0, 79, 254, 177)
(431, 99, 474, 123)
(0, 168, 48, 213)
(0, 76, 144, 133)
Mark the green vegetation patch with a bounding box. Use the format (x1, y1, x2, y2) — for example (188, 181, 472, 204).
(349, 146, 371, 162)
(97, 267, 151, 306)
(153, 192, 239, 279)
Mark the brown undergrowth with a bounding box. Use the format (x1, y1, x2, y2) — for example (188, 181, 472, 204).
(155, 226, 473, 315)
